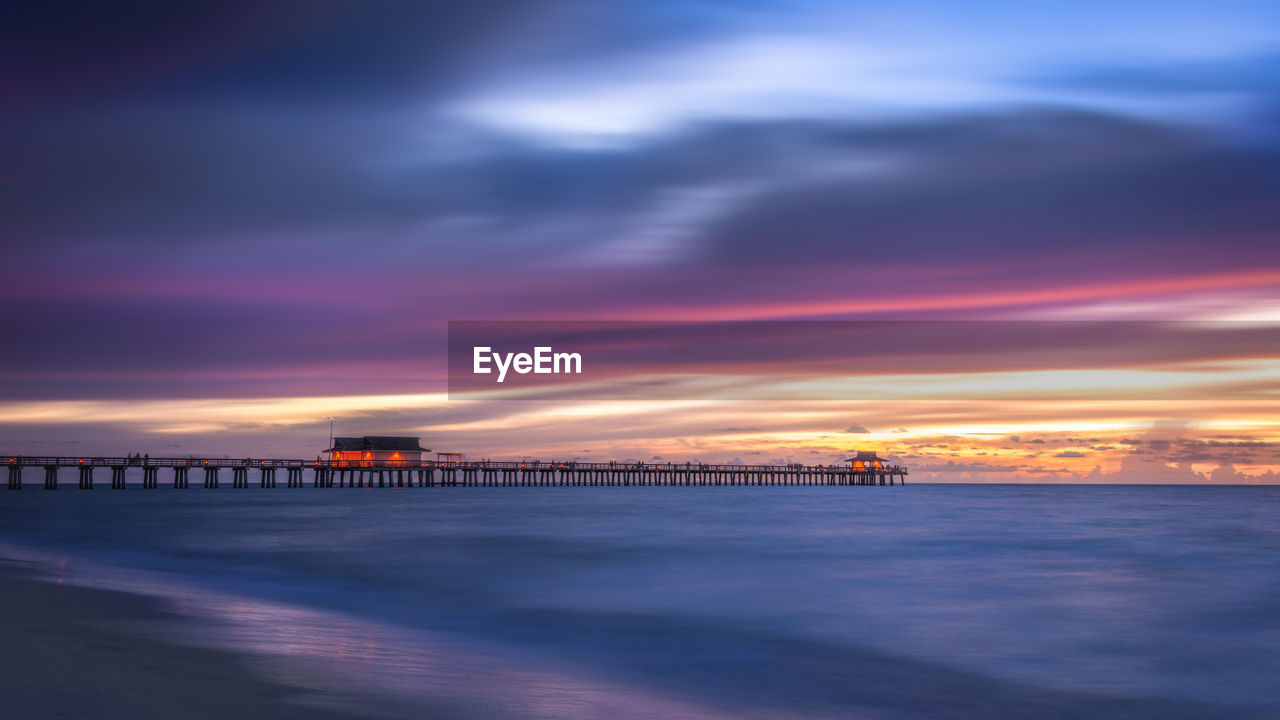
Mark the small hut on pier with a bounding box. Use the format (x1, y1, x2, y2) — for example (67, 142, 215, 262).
(327, 436, 429, 465)
(846, 450, 888, 472)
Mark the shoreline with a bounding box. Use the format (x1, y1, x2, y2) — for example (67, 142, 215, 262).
(4, 487, 1276, 719)
(0, 557, 446, 720)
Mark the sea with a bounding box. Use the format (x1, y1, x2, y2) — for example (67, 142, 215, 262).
(1, 484, 1277, 719)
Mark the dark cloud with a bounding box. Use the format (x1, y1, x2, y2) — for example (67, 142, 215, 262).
(1202, 439, 1280, 448)
(0, 112, 841, 258)
(702, 110, 1280, 271)
(843, 424, 870, 433)
(0, 294, 446, 398)
(7, 97, 1280, 282)
(0, 1, 585, 260)
(1164, 438, 1280, 466)
(1054, 451, 1086, 458)
(3, 0, 1280, 282)
(7, 4, 871, 263)
(912, 460, 1020, 473)
(2, 109, 426, 246)
(1, 1, 558, 109)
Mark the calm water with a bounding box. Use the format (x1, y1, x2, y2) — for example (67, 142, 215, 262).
(2, 484, 1278, 719)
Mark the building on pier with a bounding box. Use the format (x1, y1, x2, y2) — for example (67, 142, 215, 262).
(846, 451, 888, 472)
(327, 436, 429, 465)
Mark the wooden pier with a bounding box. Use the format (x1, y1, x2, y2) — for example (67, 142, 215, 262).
(4, 456, 906, 490)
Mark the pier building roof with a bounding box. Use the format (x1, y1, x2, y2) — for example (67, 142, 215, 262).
(328, 436, 429, 453)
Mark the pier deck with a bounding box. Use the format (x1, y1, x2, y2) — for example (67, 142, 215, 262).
(4, 456, 906, 489)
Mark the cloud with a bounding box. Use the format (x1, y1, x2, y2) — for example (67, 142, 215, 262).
(2, 0, 1279, 468)
(10, 101, 1280, 284)
(701, 111, 1280, 274)
(1054, 451, 1087, 458)
(5, 1, 1280, 281)
(843, 424, 871, 433)
(450, 4, 1280, 144)
(912, 460, 1021, 473)
(1033, 52, 1280, 97)
(1, 1, 556, 108)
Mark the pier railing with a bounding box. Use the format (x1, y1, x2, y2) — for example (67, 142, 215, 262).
(5, 456, 907, 473)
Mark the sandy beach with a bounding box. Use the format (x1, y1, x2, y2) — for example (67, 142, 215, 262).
(0, 558, 433, 720)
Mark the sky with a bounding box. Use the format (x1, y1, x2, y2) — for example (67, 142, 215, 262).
(2, 1, 1279, 481)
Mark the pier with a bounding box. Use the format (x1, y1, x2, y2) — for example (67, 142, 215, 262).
(4, 456, 907, 490)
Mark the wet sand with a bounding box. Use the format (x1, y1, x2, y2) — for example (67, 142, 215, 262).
(0, 559, 441, 720)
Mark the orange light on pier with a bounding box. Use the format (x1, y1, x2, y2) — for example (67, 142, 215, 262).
(847, 451, 888, 473)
